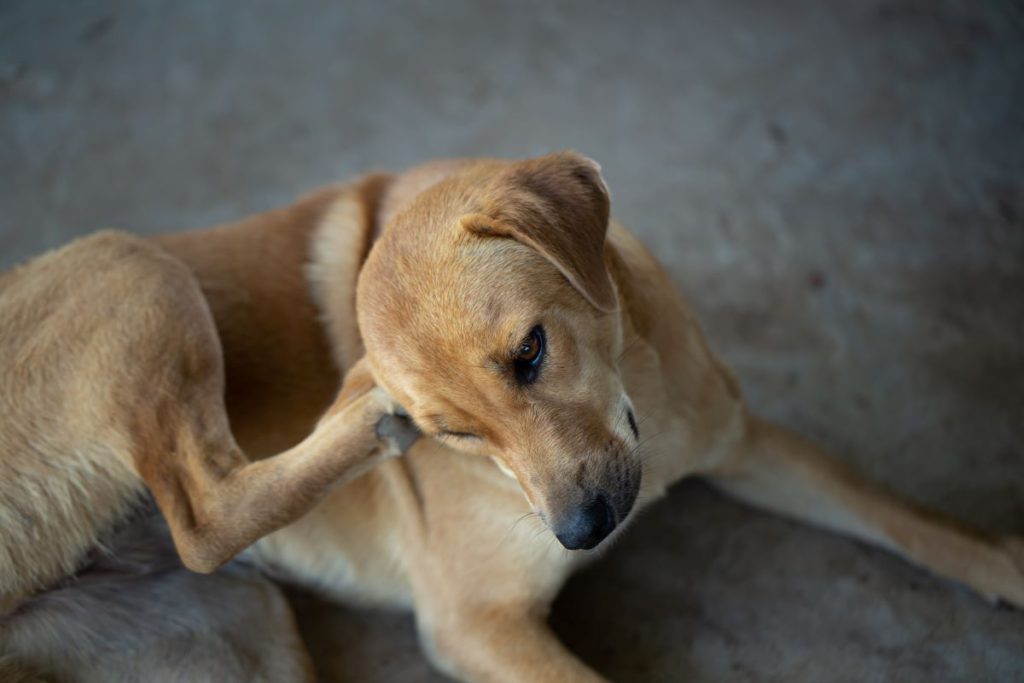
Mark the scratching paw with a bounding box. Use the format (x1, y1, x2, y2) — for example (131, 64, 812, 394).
(375, 411, 421, 455)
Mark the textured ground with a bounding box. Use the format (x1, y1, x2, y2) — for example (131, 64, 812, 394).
(2, 1, 1023, 681)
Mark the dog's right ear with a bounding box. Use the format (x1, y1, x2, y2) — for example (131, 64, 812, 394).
(460, 151, 617, 313)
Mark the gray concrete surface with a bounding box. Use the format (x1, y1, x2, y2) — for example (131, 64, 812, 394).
(2, 0, 1023, 680)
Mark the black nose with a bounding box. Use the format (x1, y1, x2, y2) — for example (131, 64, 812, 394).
(554, 494, 617, 550)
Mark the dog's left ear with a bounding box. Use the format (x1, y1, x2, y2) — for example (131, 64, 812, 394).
(461, 151, 617, 313)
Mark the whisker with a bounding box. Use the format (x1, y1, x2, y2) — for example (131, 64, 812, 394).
(615, 334, 643, 365)
(531, 525, 551, 544)
(635, 413, 655, 429)
(509, 511, 537, 533)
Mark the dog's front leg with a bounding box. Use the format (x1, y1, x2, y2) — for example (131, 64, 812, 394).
(384, 448, 609, 682)
(415, 600, 608, 683)
(707, 415, 1024, 607)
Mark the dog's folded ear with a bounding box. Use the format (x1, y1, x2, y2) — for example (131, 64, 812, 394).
(460, 151, 617, 313)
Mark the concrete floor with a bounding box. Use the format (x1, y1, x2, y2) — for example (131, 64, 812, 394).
(2, 1, 1023, 681)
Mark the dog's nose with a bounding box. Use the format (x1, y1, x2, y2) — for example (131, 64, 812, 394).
(554, 494, 617, 550)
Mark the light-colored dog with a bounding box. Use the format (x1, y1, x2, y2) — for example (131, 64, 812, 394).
(2, 152, 1022, 682)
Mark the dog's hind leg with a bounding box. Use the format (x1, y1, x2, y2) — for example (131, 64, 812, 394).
(129, 338, 415, 573)
(706, 415, 1024, 608)
(103, 246, 421, 575)
(4, 231, 417, 577)
(109, 245, 414, 572)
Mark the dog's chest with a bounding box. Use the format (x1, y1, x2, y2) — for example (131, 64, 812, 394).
(252, 473, 416, 609)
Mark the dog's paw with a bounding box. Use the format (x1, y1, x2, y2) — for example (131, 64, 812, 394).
(995, 536, 1024, 609)
(375, 410, 421, 456)
(974, 536, 1024, 610)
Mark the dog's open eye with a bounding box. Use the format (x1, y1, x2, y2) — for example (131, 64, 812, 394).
(513, 325, 545, 385)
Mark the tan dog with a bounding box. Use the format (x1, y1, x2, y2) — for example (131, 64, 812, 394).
(2, 152, 1022, 682)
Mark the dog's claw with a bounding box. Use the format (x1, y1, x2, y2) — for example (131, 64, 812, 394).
(375, 412, 421, 454)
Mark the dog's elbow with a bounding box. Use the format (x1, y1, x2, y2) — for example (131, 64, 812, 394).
(171, 525, 232, 574)
(179, 549, 225, 574)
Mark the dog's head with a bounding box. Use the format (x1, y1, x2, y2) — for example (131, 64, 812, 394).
(357, 152, 640, 550)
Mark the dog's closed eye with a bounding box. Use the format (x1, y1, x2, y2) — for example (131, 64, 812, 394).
(425, 414, 480, 441)
(438, 429, 480, 440)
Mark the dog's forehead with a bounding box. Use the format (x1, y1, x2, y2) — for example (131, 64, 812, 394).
(370, 237, 557, 327)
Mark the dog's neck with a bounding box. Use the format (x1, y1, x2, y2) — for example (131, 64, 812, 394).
(307, 161, 483, 371)
(306, 173, 392, 373)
